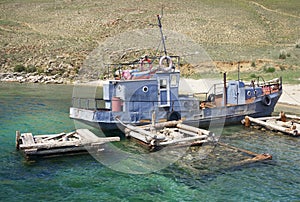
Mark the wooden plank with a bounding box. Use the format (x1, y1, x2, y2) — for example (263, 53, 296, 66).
(16, 131, 21, 150)
(127, 131, 150, 143)
(85, 136, 120, 144)
(176, 123, 213, 136)
(256, 116, 280, 121)
(24, 146, 86, 156)
(21, 133, 35, 145)
(42, 132, 66, 142)
(158, 136, 208, 146)
(286, 114, 300, 121)
(218, 142, 259, 156)
(121, 124, 157, 139)
(177, 129, 208, 139)
(76, 129, 120, 143)
(154, 120, 181, 129)
(269, 120, 299, 129)
(245, 116, 298, 136)
(20, 140, 82, 150)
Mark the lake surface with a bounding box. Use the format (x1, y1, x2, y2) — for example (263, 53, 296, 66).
(0, 82, 299, 201)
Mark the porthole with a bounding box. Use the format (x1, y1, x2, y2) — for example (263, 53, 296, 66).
(142, 86, 148, 93)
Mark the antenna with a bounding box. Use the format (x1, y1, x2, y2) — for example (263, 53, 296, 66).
(157, 14, 167, 56)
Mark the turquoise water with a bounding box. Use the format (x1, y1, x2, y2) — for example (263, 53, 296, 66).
(0, 82, 299, 201)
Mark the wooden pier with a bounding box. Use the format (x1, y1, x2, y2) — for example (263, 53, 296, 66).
(16, 129, 120, 159)
(242, 112, 300, 137)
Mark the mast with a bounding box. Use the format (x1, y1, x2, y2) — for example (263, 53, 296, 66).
(157, 14, 167, 56)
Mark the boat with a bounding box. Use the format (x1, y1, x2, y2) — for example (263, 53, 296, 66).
(70, 15, 282, 131)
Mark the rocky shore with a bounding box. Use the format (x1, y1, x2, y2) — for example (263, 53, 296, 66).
(0, 72, 72, 84)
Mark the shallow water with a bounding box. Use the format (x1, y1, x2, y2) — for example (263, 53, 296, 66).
(0, 82, 299, 201)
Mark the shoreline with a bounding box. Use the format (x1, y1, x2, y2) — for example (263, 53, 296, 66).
(278, 84, 300, 106)
(2, 78, 299, 107)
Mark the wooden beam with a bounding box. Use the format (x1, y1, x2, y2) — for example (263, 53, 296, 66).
(158, 137, 207, 146)
(176, 123, 213, 136)
(42, 132, 66, 142)
(244, 116, 298, 136)
(16, 131, 21, 150)
(218, 142, 259, 156)
(286, 114, 300, 121)
(21, 133, 35, 146)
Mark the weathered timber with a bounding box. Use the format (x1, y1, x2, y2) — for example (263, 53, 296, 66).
(15, 131, 21, 150)
(176, 123, 213, 136)
(19, 140, 82, 150)
(17, 129, 120, 159)
(285, 114, 300, 121)
(119, 118, 211, 149)
(243, 116, 299, 136)
(257, 116, 280, 121)
(21, 133, 35, 145)
(158, 136, 207, 146)
(218, 142, 272, 165)
(124, 124, 158, 139)
(42, 132, 66, 142)
(154, 120, 182, 129)
(218, 142, 259, 156)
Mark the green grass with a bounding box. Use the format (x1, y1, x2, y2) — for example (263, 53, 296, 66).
(0, 19, 20, 26)
(227, 69, 300, 84)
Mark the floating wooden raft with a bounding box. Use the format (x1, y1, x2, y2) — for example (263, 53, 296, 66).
(117, 119, 272, 164)
(16, 129, 120, 159)
(117, 118, 215, 149)
(242, 112, 300, 137)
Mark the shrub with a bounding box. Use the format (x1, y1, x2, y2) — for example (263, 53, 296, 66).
(279, 66, 286, 71)
(264, 67, 276, 73)
(279, 52, 286, 59)
(296, 40, 300, 48)
(250, 73, 256, 78)
(14, 64, 25, 72)
(25, 65, 37, 73)
(251, 61, 256, 67)
(37, 67, 44, 74)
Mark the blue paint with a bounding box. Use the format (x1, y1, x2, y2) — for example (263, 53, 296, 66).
(70, 56, 282, 131)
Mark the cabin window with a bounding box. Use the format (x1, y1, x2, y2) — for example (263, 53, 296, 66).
(142, 86, 148, 93)
(160, 79, 167, 89)
(170, 74, 178, 87)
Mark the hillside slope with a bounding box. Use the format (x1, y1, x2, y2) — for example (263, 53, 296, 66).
(0, 0, 299, 81)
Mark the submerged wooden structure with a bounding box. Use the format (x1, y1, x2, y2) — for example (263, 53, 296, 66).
(217, 142, 272, 165)
(16, 129, 120, 159)
(242, 112, 300, 137)
(117, 118, 214, 150)
(118, 117, 272, 165)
